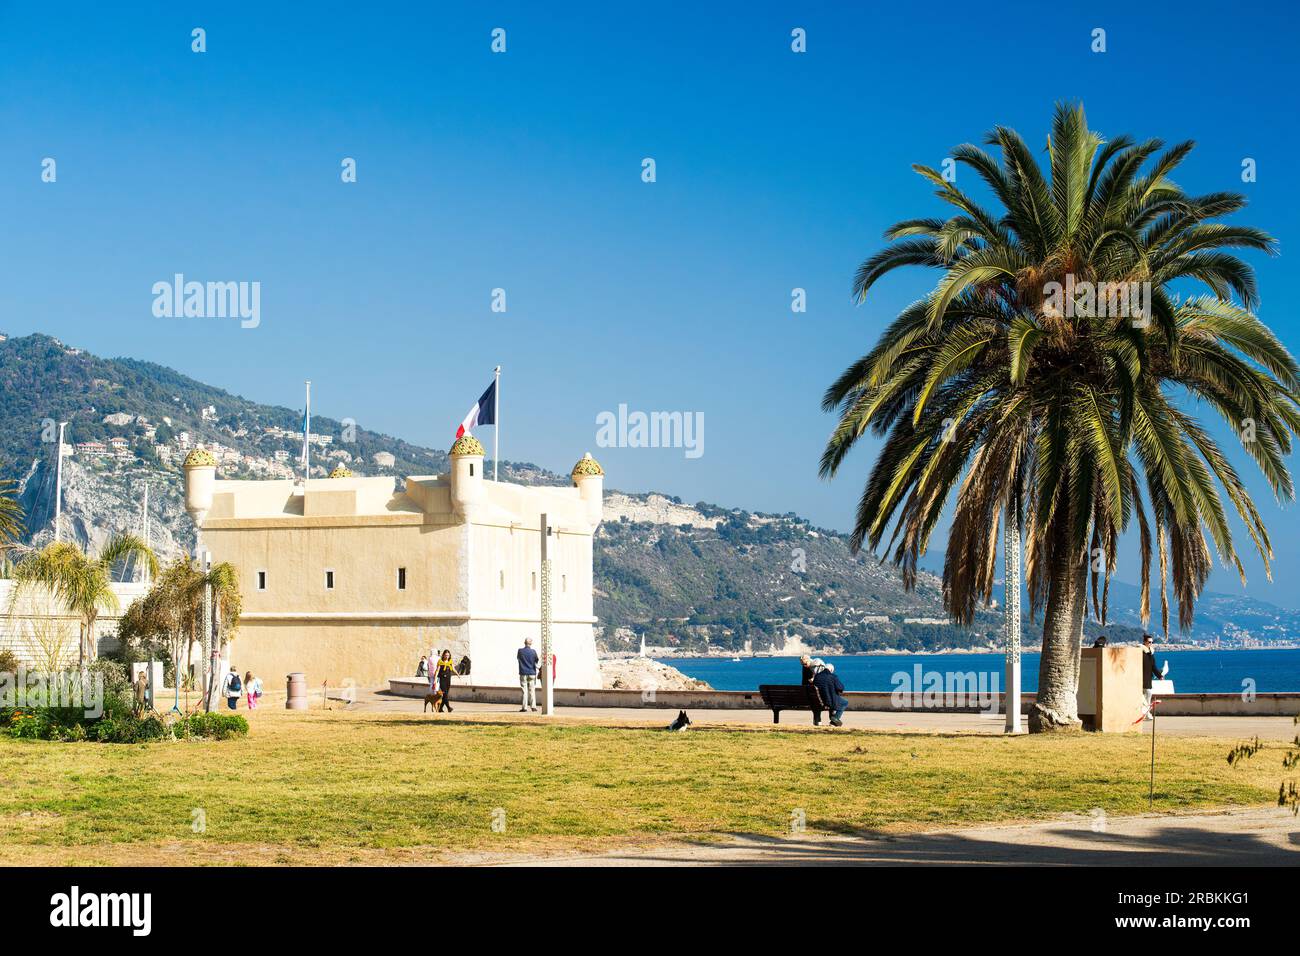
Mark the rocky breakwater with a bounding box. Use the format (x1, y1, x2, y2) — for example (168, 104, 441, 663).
(599, 656, 712, 691)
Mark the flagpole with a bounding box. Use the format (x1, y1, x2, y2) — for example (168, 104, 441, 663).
(493, 365, 501, 481)
(304, 380, 311, 483)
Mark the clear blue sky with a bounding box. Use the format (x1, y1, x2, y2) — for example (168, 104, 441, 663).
(2, 1, 1298, 608)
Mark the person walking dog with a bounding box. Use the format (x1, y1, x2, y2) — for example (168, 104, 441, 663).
(433, 650, 456, 713)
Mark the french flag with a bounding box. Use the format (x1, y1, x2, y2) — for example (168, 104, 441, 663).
(456, 379, 497, 438)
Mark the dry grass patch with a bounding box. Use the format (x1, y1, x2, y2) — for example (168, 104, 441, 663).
(0, 707, 1282, 865)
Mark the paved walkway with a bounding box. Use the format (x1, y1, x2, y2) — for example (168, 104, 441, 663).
(458, 808, 1300, 866)
(341, 688, 1299, 739)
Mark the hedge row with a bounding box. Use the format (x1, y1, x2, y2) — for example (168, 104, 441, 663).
(1, 708, 249, 743)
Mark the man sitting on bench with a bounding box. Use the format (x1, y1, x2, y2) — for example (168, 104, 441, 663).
(811, 660, 847, 727)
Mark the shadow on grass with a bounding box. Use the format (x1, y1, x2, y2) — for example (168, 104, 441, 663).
(582, 815, 1300, 866)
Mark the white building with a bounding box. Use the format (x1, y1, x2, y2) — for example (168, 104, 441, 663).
(182, 439, 605, 688)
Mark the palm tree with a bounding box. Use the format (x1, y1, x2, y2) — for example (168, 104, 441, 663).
(120, 558, 195, 709)
(0, 476, 25, 558)
(821, 104, 1300, 731)
(9, 534, 159, 670)
(120, 557, 241, 711)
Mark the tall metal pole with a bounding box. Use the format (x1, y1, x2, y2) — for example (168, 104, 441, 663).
(141, 481, 150, 584)
(1003, 500, 1023, 734)
(1148, 701, 1157, 809)
(539, 513, 554, 716)
(54, 421, 68, 542)
(493, 365, 500, 482)
(203, 548, 215, 711)
(303, 380, 312, 482)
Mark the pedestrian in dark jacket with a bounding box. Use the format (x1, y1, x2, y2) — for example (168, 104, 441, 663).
(434, 650, 456, 712)
(812, 663, 847, 727)
(517, 637, 540, 712)
(800, 655, 823, 726)
(1140, 633, 1160, 721)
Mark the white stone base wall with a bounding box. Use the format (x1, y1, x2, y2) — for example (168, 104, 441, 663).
(466, 619, 600, 690)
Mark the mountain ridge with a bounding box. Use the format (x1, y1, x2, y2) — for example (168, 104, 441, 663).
(1, 331, 1294, 652)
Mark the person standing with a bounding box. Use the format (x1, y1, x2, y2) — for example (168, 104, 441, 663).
(434, 649, 456, 713)
(517, 637, 540, 713)
(133, 669, 149, 717)
(222, 667, 241, 711)
(244, 671, 256, 710)
(416, 656, 429, 678)
(250, 673, 263, 709)
(1141, 633, 1158, 719)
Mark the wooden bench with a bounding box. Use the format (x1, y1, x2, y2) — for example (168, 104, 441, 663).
(758, 684, 822, 724)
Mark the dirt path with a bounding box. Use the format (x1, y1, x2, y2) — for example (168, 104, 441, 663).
(457, 808, 1300, 866)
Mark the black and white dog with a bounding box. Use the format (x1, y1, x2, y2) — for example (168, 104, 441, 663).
(667, 710, 691, 731)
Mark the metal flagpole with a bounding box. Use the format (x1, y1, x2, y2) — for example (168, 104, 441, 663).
(304, 380, 311, 482)
(54, 421, 68, 542)
(493, 365, 500, 481)
(141, 482, 150, 584)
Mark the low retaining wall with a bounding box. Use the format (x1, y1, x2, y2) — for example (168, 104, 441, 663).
(390, 678, 1026, 714)
(1152, 693, 1300, 717)
(387, 678, 1300, 717)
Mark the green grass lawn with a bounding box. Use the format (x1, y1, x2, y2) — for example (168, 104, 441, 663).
(0, 709, 1284, 865)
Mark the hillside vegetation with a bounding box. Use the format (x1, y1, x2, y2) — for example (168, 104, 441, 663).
(2, 333, 1283, 654)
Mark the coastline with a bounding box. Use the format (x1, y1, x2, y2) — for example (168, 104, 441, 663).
(601, 643, 1297, 660)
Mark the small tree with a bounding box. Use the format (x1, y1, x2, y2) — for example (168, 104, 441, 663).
(0, 475, 24, 558)
(122, 558, 241, 712)
(9, 535, 159, 672)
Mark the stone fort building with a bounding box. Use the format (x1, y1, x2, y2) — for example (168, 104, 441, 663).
(182, 436, 604, 688)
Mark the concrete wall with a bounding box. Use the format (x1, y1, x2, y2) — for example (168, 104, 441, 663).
(193, 467, 604, 688)
(0, 579, 149, 666)
(388, 678, 1032, 713)
(1078, 646, 1146, 731)
(387, 678, 1300, 717)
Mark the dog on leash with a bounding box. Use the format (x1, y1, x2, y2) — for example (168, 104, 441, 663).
(667, 710, 691, 731)
(423, 690, 445, 713)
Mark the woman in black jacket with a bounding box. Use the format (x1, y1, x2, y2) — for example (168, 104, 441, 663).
(434, 649, 456, 712)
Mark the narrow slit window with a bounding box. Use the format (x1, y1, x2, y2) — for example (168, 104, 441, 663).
(499, 570, 505, 589)
(531, 572, 537, 591)
(562, 574, 567, 593)
(325, 569, 335, 590)
(397, 567, 406, 590)
(469, 463, 474, 477)
(257, 570, 267, 591)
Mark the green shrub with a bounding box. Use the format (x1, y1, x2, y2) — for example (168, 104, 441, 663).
(0, 705, 248, 743)
(175, 712, 249, 740)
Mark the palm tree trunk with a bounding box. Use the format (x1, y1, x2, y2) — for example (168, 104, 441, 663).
(1028, 520, 1086, 732)
(1003, 504, 1022, 733)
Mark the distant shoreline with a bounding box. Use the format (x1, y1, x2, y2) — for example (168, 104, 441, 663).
(602, 644, 1299, 660)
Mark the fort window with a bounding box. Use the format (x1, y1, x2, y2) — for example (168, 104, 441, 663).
(256, 570, 267, 591)
(397, 567, 406, 590)
(531, 571, 537, 591)
(499, 570, 505, 589)
(325, 569, 335, 590)
(562, 574, 567, 592)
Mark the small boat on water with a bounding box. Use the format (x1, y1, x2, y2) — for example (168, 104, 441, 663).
(730, 656, 743, 662)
